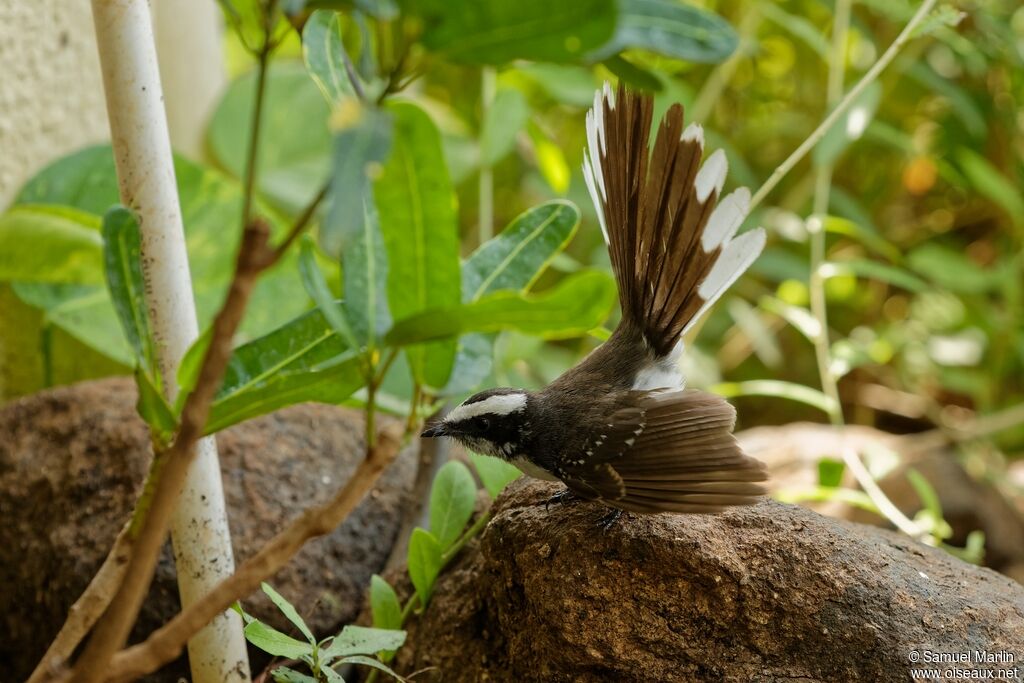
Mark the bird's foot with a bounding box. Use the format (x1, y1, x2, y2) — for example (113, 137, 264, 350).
(545, 487, 579, 511)
(596, 507, 624, 531)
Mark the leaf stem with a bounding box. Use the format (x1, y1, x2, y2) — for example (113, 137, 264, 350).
(240, 0, 280, 229)
(478, 67, 496, 244)
(748, 0, 940, 213)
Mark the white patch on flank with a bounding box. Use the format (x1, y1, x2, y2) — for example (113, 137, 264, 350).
(512, 456, 559, 482)
(702, 187, 750, 252)
(633, 345, 685, 391)
(448, 393, 527, 423)
(681, 122, 704, 147)
(695, 149, 728, 203)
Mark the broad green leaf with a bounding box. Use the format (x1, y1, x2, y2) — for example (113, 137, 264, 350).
(302, 10, 357, 105)
(0, 205, 102, 284)
(376, 102, 461, 389)
(469, 453, 522, 498)
(429, 461, 477, 550)
(335, 655, 405, 681)
(299, 236, 358, 349)
(412, 0, 618, 65)
(386, 270, 616, 346)
(712, 380, 839, 415)
(206, 307, 365, 433)
(208, 63, 332, 216)
(817, 458, 845, 488)
(322, 104, 392, 258)
(813, 82, 881, 167)
(261, 582, 315, 645)
(270, 667, 317, 683)
(480, 88, 530, 166)
(587, 0, 737, 63)
(462, 201, 581, 301)
(135, 366, 177, 446)
(369, 574, 402, 631)
(407, 527, 442, 605)
(13, 145, 311, 361)
(956, 148, 1024, 228)
(441, 332, 494, 397)
(324, 625, 406, 659)
(242, 620, 313, 659)
(819, 260, 928, 293)
(101, 207, 155, 375)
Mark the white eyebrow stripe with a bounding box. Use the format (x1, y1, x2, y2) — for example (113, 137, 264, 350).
(448, 393, 527, 422)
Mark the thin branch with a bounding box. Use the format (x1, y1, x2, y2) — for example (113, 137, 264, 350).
(269, 181, 330, 264)
(748, 0, 940, 213)
(100, 424, 405, 683)
(27, 523, 132, 683)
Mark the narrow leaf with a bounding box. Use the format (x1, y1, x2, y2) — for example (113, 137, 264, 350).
(370, 575, 402, 631)
(262, 582, 315, 645)
(820, 259, 928, 293)
(136, 367, 177, 446)
(480, 88, 530, 166)
(712, 380, 839, 415)
(429, 461, 478, 550)
(588, 0, 738, 63)
(302, 10, 358, 105)
(271, 666, 318, 683)
(376, 102, 461, 389)
(242, 620, 313, 659)
(336, 655, 406, 681)
(101, 206, 155, 375)
(469, 453, 522, 498)
(386, 270, 616, 346)
(324, 625, 406, 659)
(407, 528, 442, 606)
(299, 235, 358, 348)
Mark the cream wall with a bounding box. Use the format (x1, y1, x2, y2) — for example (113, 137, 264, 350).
(0, 0, 110, 208)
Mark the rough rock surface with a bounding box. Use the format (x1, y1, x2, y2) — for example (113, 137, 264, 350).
(0, 377, 416, 682)
(393, 478, 1024, 683)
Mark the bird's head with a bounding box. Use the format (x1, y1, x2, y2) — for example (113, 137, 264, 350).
(421, 388, 531, 459)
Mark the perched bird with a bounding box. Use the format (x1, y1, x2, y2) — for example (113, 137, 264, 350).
(422, 84, 768, 521)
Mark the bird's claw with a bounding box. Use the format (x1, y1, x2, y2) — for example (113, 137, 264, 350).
(545, 488, 579, 511)
(596, 507, 624, 531)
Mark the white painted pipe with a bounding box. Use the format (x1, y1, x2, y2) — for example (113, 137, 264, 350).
(89, 2, 250, 681)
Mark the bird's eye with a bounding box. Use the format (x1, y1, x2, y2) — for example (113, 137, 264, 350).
(479, 417, 491, 431)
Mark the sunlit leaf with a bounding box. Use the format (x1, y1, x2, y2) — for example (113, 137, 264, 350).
(242, 620, 313, 660)
(262, 582, 315, 645)
(269, 667, 317, 683)
(817, 458, 845, 488)
(528, 127, 571, 194)
(376, 102, 461, 389)
(302, 10, 358, 105)
(429, 461, 477, 549)
(412, 0, 618, 64)
(907, 243, 1000, 294)
(386, 270, 616, 346)
(135, 366, 177, 446)
(407, 528, 442, 605)
(819, 259, 928, 293)
(713, 380, 839, 415)
(588, 0, 737, 63)
(370, 574, 402, 631)
(469, 452, 522, 498)
(0, 205, 102, 284)
(601, 55, 663, 92)
(324, 624, 406, 659)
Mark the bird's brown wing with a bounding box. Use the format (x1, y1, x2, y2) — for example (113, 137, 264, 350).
(557, 389, 767, 513)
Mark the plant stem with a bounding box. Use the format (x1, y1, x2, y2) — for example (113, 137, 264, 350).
(478, 67, 496, 244)
(748, 0, 940, 214)
(240, 1, 279, 228)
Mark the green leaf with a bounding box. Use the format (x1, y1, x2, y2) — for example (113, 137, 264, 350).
(429, 461, 477, 550)
(469, 453, 522, 498)
(302, 10, 358, 105)
(136, 367, 177, 446)
(13, 145, 311, 364)
(601, 55, 663, 93)
(322, 666, 346, 683)
(587, 0, 738, 63)
(819, 259, 928, 293)
(206, 308, 365, 433)
(480, 88, 530, 167)
(462, 201, 581, 301)
(299, 236, 358, 349)
(407, 527, 442, 605)
(324, 625, 406, 659)
(0, 205, 103, 284)
(813, 82, 881, 167)
(335, 655, 405, 681)
(242, 620, 314, 659)
(712, 380, 839, 416)
(956, 148, 1024, 228)
(386, 270, 616, 346)
(817, 458, 845, 488)
(907, 243, 999, 294)
(821, 215, 902, 264)
(340, 199, 391, 348)
(369, 574, 402, 631)
(175, 327, 213, 413)
(261, 582, 315, 645)
(101, 207, 156, 375)
(412, 0, 618, 65)
(208, 63, 332, 216)
(322, 104, 393, 258)
(270, 667, 317, 683)
(376, 102, 461, 389)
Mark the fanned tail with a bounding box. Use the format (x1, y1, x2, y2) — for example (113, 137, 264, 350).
(582, 83, 766, 357)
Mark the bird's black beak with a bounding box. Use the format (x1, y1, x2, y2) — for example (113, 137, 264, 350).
(421, 423, 447, 438)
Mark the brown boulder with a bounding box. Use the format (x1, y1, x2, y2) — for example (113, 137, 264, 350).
(393, 478, 1024, 682)
(0, 377, 416, 681)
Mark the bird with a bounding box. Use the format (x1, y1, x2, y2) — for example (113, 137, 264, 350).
(421, 83, 769, 522)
